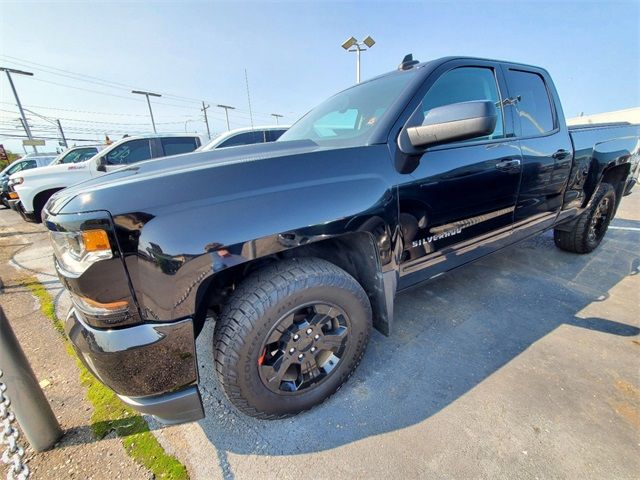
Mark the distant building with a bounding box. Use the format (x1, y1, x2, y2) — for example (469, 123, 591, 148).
(567, 107, 640, 126)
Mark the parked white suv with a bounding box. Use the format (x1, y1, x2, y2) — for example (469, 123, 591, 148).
(9, 134, 201, 222)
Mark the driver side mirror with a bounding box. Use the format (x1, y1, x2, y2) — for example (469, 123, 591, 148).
(406, 100, 497, 149)
(96, 156, 107, 172)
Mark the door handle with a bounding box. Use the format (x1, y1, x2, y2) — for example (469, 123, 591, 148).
(552, 149, 570, 160)
(495, 159, 521, 171)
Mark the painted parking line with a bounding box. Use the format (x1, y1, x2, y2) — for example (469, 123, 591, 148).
(609, 226, 640, 231)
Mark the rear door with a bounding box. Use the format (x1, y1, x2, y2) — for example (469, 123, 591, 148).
(398, 60, 522, 286)
(502, 66, 573, 237)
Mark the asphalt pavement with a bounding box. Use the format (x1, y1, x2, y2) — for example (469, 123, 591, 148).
(0, 192, 638, 480)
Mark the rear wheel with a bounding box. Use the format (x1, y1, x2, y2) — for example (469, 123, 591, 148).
(213, 258, 372, 419)
(554, 183, 616, 254)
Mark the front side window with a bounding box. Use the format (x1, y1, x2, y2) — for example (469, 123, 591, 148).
(59, 148, 98, 164)
(162, 137, 198, 156)
(279, 70, 418, 147)
(419, 67, 504, 141)
(506, 69, 555, 136)
(7, 161, 27, 175)
(7, 160, 36, 174)
(104, 139, 152, 165)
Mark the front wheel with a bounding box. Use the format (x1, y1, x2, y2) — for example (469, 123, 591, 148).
(213, 258, 372, 419)
(554, 182, 616, 254)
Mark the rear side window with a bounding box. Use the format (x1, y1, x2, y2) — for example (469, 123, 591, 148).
(218, 131, 265, 148)
(266, 129, 287, 142)
(420, 67, 504, 140)
(162, 137, 198, 156)
(506, 70, 555, 136)
(104, 139, 152, 165)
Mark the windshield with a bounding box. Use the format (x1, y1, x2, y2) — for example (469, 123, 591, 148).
(278, 70, 417, 147)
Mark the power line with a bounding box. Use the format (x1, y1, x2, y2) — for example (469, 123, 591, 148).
(0, 55, 280, 119)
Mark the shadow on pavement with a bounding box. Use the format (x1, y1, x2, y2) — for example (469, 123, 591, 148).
(191, 228, 639, 461)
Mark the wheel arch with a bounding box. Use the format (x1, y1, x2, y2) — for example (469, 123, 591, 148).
(34, 187, 65, 214)
(193, 231, 395, 337)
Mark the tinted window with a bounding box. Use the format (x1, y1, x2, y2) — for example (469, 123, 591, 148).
(506, 70, 555, 136)
(59, 147, 98, 164)
(7, 160, 36, 174)
(266, 129, 287, 142)
(218, 131, 265, 148)
(6, 161, 27, 175)
(162, 137, 198, 156)
(104, 139, 152, 165)
(420, 67, 504, 140)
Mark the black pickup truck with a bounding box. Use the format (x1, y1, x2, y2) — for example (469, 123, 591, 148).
(43, 55, 639, 424)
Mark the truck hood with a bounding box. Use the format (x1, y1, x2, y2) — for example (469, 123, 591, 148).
(47, 140, 332, 215)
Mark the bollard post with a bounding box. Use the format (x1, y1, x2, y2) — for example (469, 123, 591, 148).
(0, 306, 62, 452)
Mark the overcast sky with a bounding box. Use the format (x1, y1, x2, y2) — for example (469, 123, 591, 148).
(1, 0, 638, 153)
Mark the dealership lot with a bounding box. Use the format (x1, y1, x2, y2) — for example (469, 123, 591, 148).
(1, 192, 638, 479)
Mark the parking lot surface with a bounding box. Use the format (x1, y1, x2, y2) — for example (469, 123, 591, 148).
(1, 193, 639, 479)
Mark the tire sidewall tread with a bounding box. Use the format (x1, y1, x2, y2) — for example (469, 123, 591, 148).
(213, 257, 372, 419)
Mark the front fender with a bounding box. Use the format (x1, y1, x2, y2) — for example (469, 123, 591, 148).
(117, 145, 400, 322)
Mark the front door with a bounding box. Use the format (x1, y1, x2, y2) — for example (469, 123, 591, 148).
(398, 63, 522, 287)
(98, 138, 154, 175)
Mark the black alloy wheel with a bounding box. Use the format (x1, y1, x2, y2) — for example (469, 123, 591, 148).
(258, 302, 350, 394)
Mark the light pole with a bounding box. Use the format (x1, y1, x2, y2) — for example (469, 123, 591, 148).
(270, 113, 283, 125)
(1, 67, 37, 152)
(132, 90, 162, 133)
(217, 104, 235, 131)
(341, 36, 375, 84)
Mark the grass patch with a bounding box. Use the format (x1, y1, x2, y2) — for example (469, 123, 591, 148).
(25, 276, 189, 480)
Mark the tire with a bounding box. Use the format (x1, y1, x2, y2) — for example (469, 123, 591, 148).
(554, 182, 616, 254)
(213, 257, 372, 419)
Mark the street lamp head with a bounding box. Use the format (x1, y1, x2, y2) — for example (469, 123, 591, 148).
(363, 36, 376, 48)
(341, 36, 358, 50)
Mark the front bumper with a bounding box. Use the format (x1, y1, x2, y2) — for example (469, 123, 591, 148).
(9, 199, 38, 222)
(65, 307, 204, 424)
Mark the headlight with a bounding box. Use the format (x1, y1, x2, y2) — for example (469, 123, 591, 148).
(50, 229, 113, 277)
(9, 177, 23, 186)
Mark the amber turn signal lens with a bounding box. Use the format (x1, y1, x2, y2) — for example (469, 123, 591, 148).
(77, 295, 128, 311)
(8, 192, 18, 199)
(81, 229, 110, 252)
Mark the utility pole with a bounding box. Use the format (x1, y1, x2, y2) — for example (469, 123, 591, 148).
(270, 113, 283, 125)
(201, 101, 211, 139)
(1, 67, 37, 152)
(132, 90, 162, 133)
(56, 119, 68, 148)
(244, 69, 254, 129)
(217, 104, 235, 131)
(25, 108, 69, 149)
